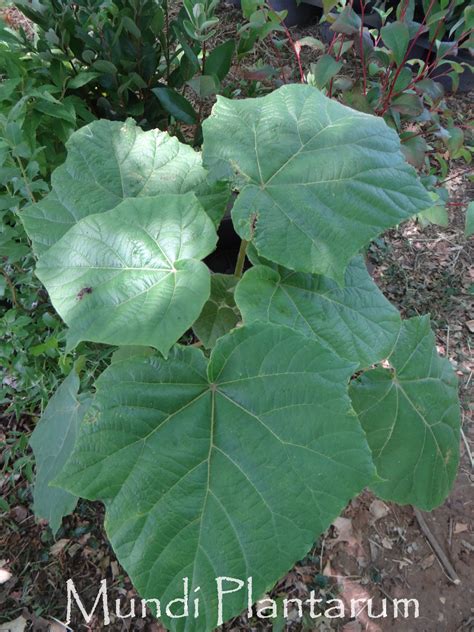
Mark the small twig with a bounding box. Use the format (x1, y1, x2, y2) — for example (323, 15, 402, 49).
(460, 426, 473, 469)
(319, 537, 325, 573)
(1, 270, 19, 308)
(438, 167, 473, 186)
(413, 507, 460, 584)
(376, 584, 394, 604)
(378, 0, 437, 115)
(359, 0, 367, 95)
(267, 0, 305, 84)
(15, 156, 36, 203)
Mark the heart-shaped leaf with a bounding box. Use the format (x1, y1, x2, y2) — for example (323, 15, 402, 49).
(55, 323, 375, 630)
(350, 316, 460, 510)
(202, 84, 432, 282)
(235, 256, 401, 369)
(35, 194, 217, 355)
(29, 371, 91, 534)
(330, 5, 361, 35)
(22, 118, 225, 255)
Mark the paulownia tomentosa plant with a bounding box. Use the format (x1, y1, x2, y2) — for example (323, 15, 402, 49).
(24, 84, 460, 631)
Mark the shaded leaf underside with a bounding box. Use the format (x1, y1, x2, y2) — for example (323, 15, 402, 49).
(193, 273, 240, 348)
(29, 371, 91, 534)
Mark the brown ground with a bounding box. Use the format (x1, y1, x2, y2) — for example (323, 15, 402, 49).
(1, 4, 473, 631)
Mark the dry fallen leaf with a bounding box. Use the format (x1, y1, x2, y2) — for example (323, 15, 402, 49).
(421, 554, 435, 569)
(342, 622, 363, 632)
(465, 320, 474, 333)
(335, 575, 382, 632)
(393, 558, 411, 569)
(47, 620, 69, 632)
(330, 517, 366, 564)
(0, 568, 12, 584)
(369, 499, 389, 522)
(369, 540, 379, 562)
(454, 522, 469, 534)
(10, 506, 28, 523)
(49, 539, 70, 556)
(0, 616, 28, 632)
(66, 543, 81, 557)
(332, 517, 354, 543)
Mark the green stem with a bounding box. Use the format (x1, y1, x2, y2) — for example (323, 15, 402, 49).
(1, 270, 19, 308)
(165, 0, 170, 81)
(202, 39, 207, 74)
(234, 239, 248, 278)
(15, 157, 36, 204)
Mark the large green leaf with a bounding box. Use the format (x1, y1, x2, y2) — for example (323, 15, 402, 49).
(193, 273, 240, 348)
(381, 21, 410, 66)
(152, 87, 198, 125)
(205, 40, 235, 81)
(235, 256, 401, 369)
(350, 316, 460, 510)
(55, 323, 375, 631)
(21, 118, 225, 255)
(202, 84, 432, 282)
(309, 55, 342, 89)
(29, 371, 91, 534)
(35, 194, 217, 355)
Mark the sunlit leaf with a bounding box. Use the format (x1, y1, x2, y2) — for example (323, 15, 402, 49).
(36, 194, 217, 355)
(203, 85, 431, 282)
(22, 119, 223, 255)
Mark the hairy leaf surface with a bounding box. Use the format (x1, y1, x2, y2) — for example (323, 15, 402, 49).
(202, 84, 432, 282)
(35, 194, 217, 355)
(235, 256, 400, 368)
(350, 316, 460, 509)
(55, 323, 375, 631)
(22, 118, 226, 255)
(29, 371, 91, 534)
(193, 273, 240, 348)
